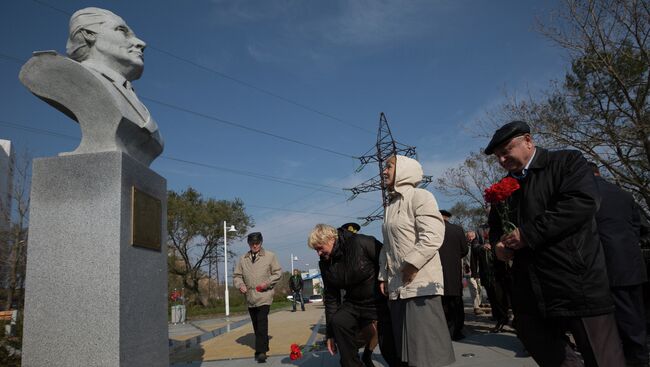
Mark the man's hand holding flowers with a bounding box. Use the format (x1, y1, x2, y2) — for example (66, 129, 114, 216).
(495, 242, 515, 262)
(501, 227, 526, 250)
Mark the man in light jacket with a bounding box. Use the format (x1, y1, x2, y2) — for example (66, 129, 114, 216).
(233, 232, 282, 363)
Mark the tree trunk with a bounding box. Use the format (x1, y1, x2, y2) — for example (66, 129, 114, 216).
(4, 225, 24, 310)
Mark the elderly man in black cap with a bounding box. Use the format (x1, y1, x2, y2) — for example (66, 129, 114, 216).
(485, 121, 624, 367)
(233, 232, 282, 363)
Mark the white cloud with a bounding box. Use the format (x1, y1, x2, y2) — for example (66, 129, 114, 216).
(316, 0, 442, 47)
(212, 0, 456, 67)
(209, 0, 293, 24)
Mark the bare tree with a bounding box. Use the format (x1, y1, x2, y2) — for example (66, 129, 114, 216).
(436, 151, 506, 215)
(0, 152, 30, 310)
(447, 202, 488, 230)
(479, 0, 650, 217)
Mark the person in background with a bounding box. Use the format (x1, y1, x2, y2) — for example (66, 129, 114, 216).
(289, 269, 305, 312)
(438, 209, 469, 340)
(589, 162, 649, 367)
(233, 232, 282, 363)
(340, 222, 361, 234)
(379, 155, 454, 367)
(465, 231, 484, 315)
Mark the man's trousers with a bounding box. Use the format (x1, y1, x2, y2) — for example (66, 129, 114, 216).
(611, 284, 649, 366)
(441, 295, 465, 340)
(467, 277, 482, 309)
(248, 305, 270, 355)
(292, 291, 305, 311)
(514, 312, 625, 367)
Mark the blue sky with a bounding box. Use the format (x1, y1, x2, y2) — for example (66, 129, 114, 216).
(1, 0, 568, 273)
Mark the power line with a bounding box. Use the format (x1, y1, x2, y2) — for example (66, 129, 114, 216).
(1, 50, 357, 159)
(254, 199, 379, 243)
(161, 156, 347, 195)
(31, 0, 70, 16)
(141, 96, 356, 159)
(29, 0, 374, 135)
(0, 53, 25, 64)
(0, 120, 78, 141)
(247, 204, 357, 219)
(149, 47, 373, 134)
(1, 52, 357, 159)
(0, 120, 378, 202)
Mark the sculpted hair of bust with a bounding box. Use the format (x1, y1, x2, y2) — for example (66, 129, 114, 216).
(66, 7, 146, 81)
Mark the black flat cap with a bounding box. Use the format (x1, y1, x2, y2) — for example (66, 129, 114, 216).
(247, 232, 263, 244)
(484, 121, 531, 155)
(340, 222, 361, 233)
(440, 210, 452, 218)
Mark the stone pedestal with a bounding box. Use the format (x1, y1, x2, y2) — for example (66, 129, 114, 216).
(22, 151, 168, 367)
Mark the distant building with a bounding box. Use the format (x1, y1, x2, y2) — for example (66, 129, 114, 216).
(0, 140, 13, 234)
(301, 269, 322, 296)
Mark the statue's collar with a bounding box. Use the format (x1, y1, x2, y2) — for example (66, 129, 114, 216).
(81, 60, 130, 89)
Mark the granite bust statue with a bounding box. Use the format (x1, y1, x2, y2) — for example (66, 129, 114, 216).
(19, 7, 163, 166)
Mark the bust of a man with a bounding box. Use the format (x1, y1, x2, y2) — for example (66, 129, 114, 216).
(19, 7, 163, 166)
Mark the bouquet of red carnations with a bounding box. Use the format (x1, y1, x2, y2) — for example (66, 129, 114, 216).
(484, 177, 520, 234)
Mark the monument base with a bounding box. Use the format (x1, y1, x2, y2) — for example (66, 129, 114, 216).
(22, 151, 168, 367)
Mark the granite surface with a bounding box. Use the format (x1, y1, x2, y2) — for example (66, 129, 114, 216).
(23, 151, 168, 366)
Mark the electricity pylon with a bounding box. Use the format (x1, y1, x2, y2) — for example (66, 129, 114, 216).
(346, 113, 431, 225)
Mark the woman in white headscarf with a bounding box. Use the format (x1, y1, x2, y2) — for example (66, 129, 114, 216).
(378, 155, 454, 367)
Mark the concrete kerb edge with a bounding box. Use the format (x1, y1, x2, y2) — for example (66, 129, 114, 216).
(169, 305, 297, 354)
(296, 314, 326, 366)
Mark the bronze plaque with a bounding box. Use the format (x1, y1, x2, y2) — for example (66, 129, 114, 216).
(131, 186, 162, 251)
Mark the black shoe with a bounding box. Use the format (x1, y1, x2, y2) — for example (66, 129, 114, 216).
(451, 332, 466, 341)
(256, 352, 267, 363)
(361, 349, 374, 367)
(490, 320, 506, 333)
(291, 310, 296, 312)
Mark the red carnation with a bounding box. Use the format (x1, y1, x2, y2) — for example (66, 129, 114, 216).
(289, 343, 303, 360)
(484, 177, 520, 204)
(484, 177, 520, 234)
(256, 285, 263, 292)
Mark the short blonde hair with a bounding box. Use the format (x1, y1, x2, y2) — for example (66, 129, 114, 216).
(307, 224, 338, 249)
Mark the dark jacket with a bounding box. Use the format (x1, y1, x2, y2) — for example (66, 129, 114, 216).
(289, 274, 303, 292)
(319, 229, 384, 338)
(439, 221, 469, 296)
(489, 148, 613, 318)
(594, 176, 648, 287)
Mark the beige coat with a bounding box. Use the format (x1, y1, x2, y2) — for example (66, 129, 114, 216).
(379, 155, 446, 300)
(233, 248, 282, 307)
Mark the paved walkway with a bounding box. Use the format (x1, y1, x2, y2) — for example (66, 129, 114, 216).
(169, 294, 538, 367)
